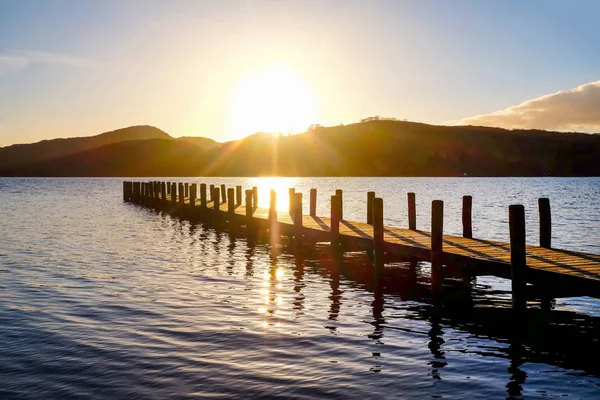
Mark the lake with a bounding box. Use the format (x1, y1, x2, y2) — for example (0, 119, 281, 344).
(1, 177, 599, 399)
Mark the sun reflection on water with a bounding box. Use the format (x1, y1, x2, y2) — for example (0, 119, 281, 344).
(247, 177, 300, 211)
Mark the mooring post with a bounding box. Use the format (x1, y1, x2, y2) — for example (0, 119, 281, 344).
(310, 189, 317, 217)
(161, 182, 167, 207)
(538, 198, 551, 249)
(190, 184, 197, 207)
(373, 197, 384, 270)
(367, 191, 375, 225)
(335, 189, 343, 220)
(252, 186, 258, 209)
(227, 188, 235, 223)
(509, 204, 527, 310)
(331, 195, 341, 248)
(294, 192, 303, 227)
(236, 185, 242, 205)
(200, 183, 207, 220)
(408, 192, 416, 230)
(166, 182, 171, 195)
(431, 200, 444, 294)
(132, 182, 139, 203)
(269, 190, 277, 221)
(462, 195, 473, 239)
(178, 183, 185, 205)
(212, 187, 220, 224)
(185, 183, 189, 198)
(208, 184, 214, 202)
(288, 188, 295, 214)
(219, 184, 225, 204)
(171, 183, 177, 206)
(245, 189, 253, 231)
(141, 182, 145, 204)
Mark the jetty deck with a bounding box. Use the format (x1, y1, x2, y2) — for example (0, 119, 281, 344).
(123, 181, 600, 307)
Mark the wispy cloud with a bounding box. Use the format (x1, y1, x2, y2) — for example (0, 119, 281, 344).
(0, 50, 95, 74)
(456, 80, 600, 132)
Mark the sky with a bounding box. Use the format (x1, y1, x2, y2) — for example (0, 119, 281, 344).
(1, 0, 600, 147)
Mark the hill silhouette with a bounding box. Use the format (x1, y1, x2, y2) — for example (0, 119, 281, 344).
(2, 120, 600, 177)
(0, 125, 171, 171)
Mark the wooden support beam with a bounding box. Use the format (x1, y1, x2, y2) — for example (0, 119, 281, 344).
(294, 193, 303, 228)
(220, 184, 226, 204)
(209, 184, 214, 201)
(335, 189, 343, 220)
(245, 189, 253, 229)
(171, 183, 177, 205)
(185, 183, 189, 198)
(161, 182, 167, 205)
(509, 204, 527, 310)
(190, 184, 197, 207)
(431, 200, 444, 294)
(236, 185, 242, 205)
(178, 183, 185, 205)
(123, 181, 129, 202)
(200, 183, 207, 220)
(539, 198, 551, 249)
(408, 192, 416, 230)
(227, 188, 235, 220)
(462, 195, 473, 239)
(289, 188, 295, 214)
(252, 186, 258, 209)
(330, 195, 341, 247)
(269, 190, 277, 221)
(367, 191, 375, 225)
(166, 182, 171, 195)
(373, 197, 384, 269)
(310, 189, 317, 217)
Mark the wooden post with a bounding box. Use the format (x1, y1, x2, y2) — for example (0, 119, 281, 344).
(123, 181, 129, 202)
(132, 182, 139, 203)
(538, 198, 551, 249)
(408, 192, 416, 230)
(335, 189, 343, 220)
(185, 183, 189, 198)
(269, 190, 277, 221)
(236, 185, 242, 205)
(161, 182, 167, 205)
(171, 183, 177, 205)
(462, 195, 473, 239)
(294, 193, 303, 228)
(431, 200, 444, 293)
(245, 189, 253, 229)
(373, 197, 384, 268)
(220, 184, 226, 204)
(367, 191, 375, 225)
(509, 204, 527, 310)
(212, 187, 220, 224)
(227, 188, 235, 221)
(200, 183, 207, 220)
(310, 189, 317, 216)
(209, 184, 214, 201)
(141, 182, 145, 204)
(330, 195, 341, 248)
(190, 183, 197, 206)
(166, 182, 171, 195)
(252, 186, 258, 209)
(178, 183, 184, 205)
(289, 188, 295, 214)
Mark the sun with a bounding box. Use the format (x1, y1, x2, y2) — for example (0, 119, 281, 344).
(230, 62, 316, 139)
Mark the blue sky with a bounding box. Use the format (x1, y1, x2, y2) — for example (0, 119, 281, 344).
(1, 0, 600, 146)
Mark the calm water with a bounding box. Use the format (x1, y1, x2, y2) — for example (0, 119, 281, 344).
(1, 177, 599, 399)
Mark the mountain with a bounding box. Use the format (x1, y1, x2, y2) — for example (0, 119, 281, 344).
(0, 125, 171, 171)
(2, 120, 600, 176)
(176, 136, 220, 151)
(5, 139, 206, 177)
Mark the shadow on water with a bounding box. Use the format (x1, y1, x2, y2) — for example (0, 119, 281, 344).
(167, 210, 600, 387)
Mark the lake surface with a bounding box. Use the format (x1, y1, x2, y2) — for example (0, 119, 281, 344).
(1, 177, 599, 399)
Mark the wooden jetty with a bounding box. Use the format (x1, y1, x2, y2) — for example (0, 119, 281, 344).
(122, 180, 600, 309)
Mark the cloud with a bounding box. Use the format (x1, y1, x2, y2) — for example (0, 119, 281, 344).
(456, 80, 600, 132)
(0, 50, 94, 74)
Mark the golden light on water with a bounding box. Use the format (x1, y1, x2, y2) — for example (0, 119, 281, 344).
(230, 62, 316, 140)
(248, 177, 300, 210)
